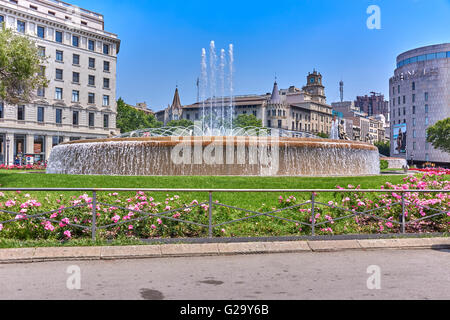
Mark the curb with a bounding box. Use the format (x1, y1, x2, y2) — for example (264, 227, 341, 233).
(0, 237, 449, 264)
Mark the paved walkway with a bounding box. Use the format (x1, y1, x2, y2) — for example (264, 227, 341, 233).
(0, 248, 448, 300)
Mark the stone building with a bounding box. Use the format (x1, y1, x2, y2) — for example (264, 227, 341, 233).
(0, 0, 120, 165)
(157, 70, 334, 135)
(389, 43, 450, 166)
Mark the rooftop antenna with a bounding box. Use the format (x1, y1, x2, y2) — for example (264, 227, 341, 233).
(339, 79, 344, 102)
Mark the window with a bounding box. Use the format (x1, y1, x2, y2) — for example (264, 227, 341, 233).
(103, 61, 110, 72)
(72, 111, 79, 125)
(89, 58, 95, 69)
(424, 92, 429, 101)
(88, 112, 95, 127)
(88, 40, 95, 51)
(55, 68, 63, 80)
(103, 95, 110, 106)
(52, 136, 64, 147)
(412, 118, 416, 127)
(278, 120, 282, 128)
(413, 130, 416, 138)
(81, 21, 87, 26)
(412, 94, 415, 103)
(103, 114, 109, 128)
(103, 78, 110, 89)
(17, 20, 26, 33)
(73, 54, 80, 65)
(0, 102, 3, 118)
(72, 90, 79, 102)
(397, 85, 400, 94)
(425, 104, 429, 113)
(55, 31, 63, 43)
(72, 72, 80, 83)
(103, 44, 110, 55)
(403, 96, 406, 104)
(403, 107, 405, 115)
(56, 50, 63, 62)
(72, 35, 79, 47)
(398, 97, 400, 105)
(49, 11, 56, 16)
(70, 137, 81, 142)
(37, 86, 45, 97)
(412, 82, 415, 90)
(412, 106, 416, 114)
(37, 106, 44, 123)
(37, 26, 45, 39)
(0, 16, 3, 24)
(18, 105, 25, 121)
(88, 93, 95, 104)
(39, 66, 45, 77)
(425, 117, 429, 126)
(88, 75, 95, 86)
(55, 88, 63, 100)
(55, 109, 62, 124)
(38, 46, 46, 57)
(413, 142, 416, 150)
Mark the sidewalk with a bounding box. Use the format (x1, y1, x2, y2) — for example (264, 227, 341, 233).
(1, 237, 449, 264)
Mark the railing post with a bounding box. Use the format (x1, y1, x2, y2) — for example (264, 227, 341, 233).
(401, 192, 406, 234)
(208, 191, 213, 238)
(311, 192, 315, 236)
(92, 190, 97, 241)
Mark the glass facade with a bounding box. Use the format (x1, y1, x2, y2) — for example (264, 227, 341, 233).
(397, 51, 450, 68)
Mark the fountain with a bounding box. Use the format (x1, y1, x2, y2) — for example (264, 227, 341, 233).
(46, 42, 380, 176)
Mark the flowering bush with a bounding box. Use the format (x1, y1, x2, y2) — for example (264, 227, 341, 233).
(0, 172, 448, 241)
(0, 164, 47, 170)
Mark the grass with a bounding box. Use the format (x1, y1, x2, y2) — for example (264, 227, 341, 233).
(0, 172, 408, 209)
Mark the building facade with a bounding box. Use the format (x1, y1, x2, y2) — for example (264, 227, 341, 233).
(0, 0, 120, 165)
(355, 92, 389, 119)
(389, 43, 450, 166)
(158, 71, 334, 135)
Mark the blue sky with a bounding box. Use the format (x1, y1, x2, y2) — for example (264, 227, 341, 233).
(73, 0, 450, 111)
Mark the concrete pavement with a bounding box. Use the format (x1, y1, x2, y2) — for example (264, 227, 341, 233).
(0, 237, 449, 264)
(0, 248, 449, 300)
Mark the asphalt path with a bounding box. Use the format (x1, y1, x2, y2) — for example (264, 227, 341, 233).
(0, 248, 449, 300)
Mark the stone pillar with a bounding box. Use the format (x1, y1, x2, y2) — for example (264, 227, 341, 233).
(5, 133, 14, 166)
(26, 134, 34, 155)
(45, 136, 53, 162)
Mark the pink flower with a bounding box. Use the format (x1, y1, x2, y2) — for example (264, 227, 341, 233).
(0, 224, 3, 231)
(128, 225, 133, 230)
(221, 229, 226, 233)
(157, 218, 162, 225)
(151, 224, 156, 229)
(64, 230, 71, 238)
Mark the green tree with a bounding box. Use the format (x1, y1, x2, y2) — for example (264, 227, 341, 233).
(0, 24, 48, 104)
(426, 118, 450, 154)
(234, 114, 262, 128)
(374, 141, 390, 156)
(316, 132, 329, 139)
(116, 98, 162, 133)
(166, 119, 194, 127)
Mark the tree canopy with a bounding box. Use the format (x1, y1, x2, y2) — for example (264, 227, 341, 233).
(166, 119, 194, 128)
(233, 114, 262, 128)
(374, 141, 390, 157)
(0, 25, 48, 104)
(426, 118, 450, 154)
(116, 98, 162, 133)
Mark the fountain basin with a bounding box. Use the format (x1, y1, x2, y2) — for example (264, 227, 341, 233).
(46, 136, 380, 176)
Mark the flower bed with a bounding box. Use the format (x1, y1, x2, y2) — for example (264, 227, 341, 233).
(410, 168, 450, 175)
(0, 173, 448, 241)
(0, 164, 46, 170)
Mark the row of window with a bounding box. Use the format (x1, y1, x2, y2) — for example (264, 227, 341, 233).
(51, 68, 111, 89)
(39, 47, 111, 72)
(392, 104, 429, 118)
(397, 51, 450, 68)
(392, 91, 428, 107)
(5, 104, 111, 128)
(3, 13, 113, 56)
(50, 88, 110, 106)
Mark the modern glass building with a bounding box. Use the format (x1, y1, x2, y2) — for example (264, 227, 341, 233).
(389, 43, 450, 167)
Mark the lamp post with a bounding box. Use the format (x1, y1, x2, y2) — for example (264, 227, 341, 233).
(6, 138, 10, 166)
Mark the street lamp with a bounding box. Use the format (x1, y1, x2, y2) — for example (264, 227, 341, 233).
(410, 152, 414, 168)
(6, 138, 10, 167)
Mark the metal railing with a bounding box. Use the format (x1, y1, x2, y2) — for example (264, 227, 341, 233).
(0, 188, 449, 241)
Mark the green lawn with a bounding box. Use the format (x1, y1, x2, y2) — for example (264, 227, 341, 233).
(0, 171, 407, 209)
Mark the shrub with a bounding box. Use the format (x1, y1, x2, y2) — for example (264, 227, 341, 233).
(380, 160, 388, 170)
